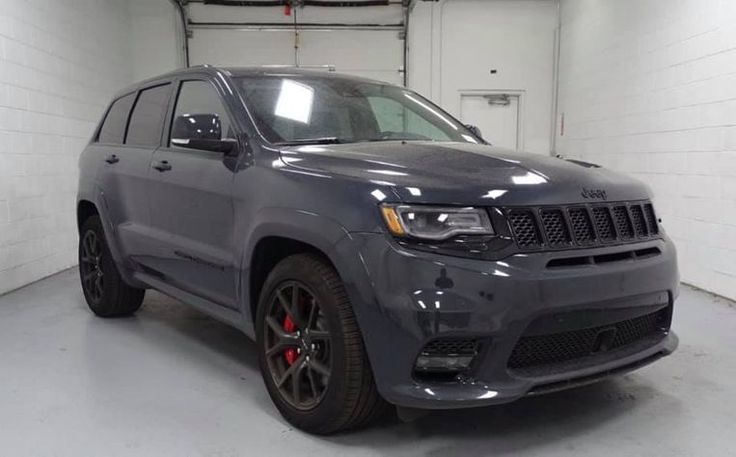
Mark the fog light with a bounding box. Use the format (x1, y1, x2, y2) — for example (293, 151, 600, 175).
(414, 355, 474, 371)
(414, 338, 481, 381)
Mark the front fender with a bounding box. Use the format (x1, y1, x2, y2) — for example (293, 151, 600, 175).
(237, 207, 380, 341)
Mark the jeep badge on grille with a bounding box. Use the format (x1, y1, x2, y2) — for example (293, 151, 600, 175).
(581, 188, 607, 200)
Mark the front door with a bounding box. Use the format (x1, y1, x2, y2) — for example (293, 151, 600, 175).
(145, 79, 239, 309)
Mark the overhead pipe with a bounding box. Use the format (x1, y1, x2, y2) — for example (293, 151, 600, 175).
(203, 0, 288, 5)
(187, 21, 403, 30)
(201, 0, 393, 6)
(304, 0, 391, 5)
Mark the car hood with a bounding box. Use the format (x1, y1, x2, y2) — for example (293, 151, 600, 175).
(279, 141, 651, 206)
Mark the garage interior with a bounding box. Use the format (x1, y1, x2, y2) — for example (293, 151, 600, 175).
(1, 0, 735, 455)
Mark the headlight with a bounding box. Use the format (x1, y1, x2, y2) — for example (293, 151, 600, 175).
(380, 204, 494, 240)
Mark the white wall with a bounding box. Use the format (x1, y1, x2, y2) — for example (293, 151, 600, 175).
(0, 1, 143, 295)
(408, 0, 558, 154)
(556, 0, 736, 300)
(129, 0, 184, 81)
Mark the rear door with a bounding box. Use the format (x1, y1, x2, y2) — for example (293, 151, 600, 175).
(145, 78, 239, 309)
(95, 83, 172, 264)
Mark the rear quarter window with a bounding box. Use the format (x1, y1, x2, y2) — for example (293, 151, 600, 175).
(125, 84, 172, 147)
(97, 93, 135, 144)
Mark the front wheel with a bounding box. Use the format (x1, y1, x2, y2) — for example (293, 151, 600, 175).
(79, 215, 144, 317)
(256, 253, 387, 434)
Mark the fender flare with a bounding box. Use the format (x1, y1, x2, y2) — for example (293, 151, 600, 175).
(76, 188, 145, 288)
(237, 207, 379, 337)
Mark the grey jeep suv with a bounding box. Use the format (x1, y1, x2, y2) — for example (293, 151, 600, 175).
(76, 66, 679, 434)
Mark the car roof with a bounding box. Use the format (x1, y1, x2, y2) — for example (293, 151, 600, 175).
(112, 65, 392, 99)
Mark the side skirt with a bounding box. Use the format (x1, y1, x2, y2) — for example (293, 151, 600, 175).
(132, 271, 255, 338)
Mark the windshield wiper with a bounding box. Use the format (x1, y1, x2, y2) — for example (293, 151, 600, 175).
(361, 138, 419, 143)
(276, 137, 344, 146)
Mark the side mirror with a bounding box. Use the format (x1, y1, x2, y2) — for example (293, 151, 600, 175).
(465, 124, 483, 141)
(171, 113, 237, 154)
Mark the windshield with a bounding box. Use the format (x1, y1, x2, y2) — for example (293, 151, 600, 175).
(235, 75, 480, 145)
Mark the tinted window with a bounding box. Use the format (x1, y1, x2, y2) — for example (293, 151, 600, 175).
(126, 84, 171, 147)
(169, 80, 234, 149)
(97, 93, 135, 144)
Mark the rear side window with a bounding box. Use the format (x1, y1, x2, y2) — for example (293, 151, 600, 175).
(125, 84, 171, 147)
(97, 93, 135, 144)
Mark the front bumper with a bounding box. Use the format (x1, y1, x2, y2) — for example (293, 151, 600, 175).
(337, 233, 679, 410)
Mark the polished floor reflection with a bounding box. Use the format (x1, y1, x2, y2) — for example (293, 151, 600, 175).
(0, 269, 733, 456)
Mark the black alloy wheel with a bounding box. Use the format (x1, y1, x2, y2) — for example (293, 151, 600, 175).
(80, 230, 105, 304)
(78, 215, 145, 317)
(256, 253, 387, 434)
(264, 281, 332, 410)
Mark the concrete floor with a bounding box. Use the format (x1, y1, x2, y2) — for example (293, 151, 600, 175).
(0, 269, 734, 456)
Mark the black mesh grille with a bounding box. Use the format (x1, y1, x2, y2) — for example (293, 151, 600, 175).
(508, 210, 541, 247)
(629, 205, 648, 237)
(643, 204, 659, 235)
(506, 202, 659, 250)
(508, 307, 670, 371)
(612, 206, 634, 239)
(591, 206, 616, 241)
(612, 311, 664, 347)
(422, 338, 479, 355)
(568, 207, 596, 244)
(540, 209, 572, 246)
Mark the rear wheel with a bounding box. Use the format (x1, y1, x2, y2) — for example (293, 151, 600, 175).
(256, 253, 387, 434)
(79, 215, 144, 317)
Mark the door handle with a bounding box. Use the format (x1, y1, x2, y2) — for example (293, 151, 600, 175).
(105, 154, 119, 164)
(152, 160, 172, 172)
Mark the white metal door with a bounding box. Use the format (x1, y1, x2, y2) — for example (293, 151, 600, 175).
(189, 29, 295, 67)
(460, 93, 521, 150)
(186, 4, 405, 85)
(298, 30, 403, 85)
(188, 29, 403, 85)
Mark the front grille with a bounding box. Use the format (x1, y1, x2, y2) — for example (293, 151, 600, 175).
(612, 206, 634, 239)
(506, 201, 660, 251)
(568, 207, 596, 244)
(592, 206, 616, 241)
(630, 205, 648, 237)
(421, 338, 479, 356)
(508, 307, 670, 372)
(508, 210, 542, 247)
(540, 209, 572, 246)
(643, 203, 659, 235)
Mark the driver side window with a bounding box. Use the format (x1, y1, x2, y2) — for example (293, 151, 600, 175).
(169, 80, 234, 150)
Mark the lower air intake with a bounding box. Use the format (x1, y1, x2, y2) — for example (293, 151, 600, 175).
(508, 307, 670, 374)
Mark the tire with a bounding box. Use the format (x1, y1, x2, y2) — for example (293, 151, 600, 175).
(256, 253, 387, 434)
(78, 215, 144, 317)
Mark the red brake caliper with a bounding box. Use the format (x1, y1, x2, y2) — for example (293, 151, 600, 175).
(283, 316, 298, 365)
